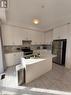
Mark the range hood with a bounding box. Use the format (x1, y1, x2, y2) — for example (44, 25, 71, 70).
(22, 40, 32, 48)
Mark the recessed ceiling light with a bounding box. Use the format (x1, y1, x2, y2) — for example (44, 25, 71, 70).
(33, 18, 40, 25)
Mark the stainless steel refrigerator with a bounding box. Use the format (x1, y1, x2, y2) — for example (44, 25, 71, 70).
(52, 39, 67, 65)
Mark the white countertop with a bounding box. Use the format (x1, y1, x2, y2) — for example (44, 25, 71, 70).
(21, 58, 46, 66)
(16, 50, 56, 71)
(21, 53, 55, 66)
(16, 58, 46, 71)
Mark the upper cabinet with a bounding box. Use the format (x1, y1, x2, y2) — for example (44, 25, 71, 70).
(13, 28, 28, 45)
(28, 30, 44, 45)
(53, 25, 68, 40)
(2, 25, 45, 45)
(53, 29, 60, 40)
(44, 31, 53, 44)
(2, 25, 15, 45)
(2, 25, 28, 45)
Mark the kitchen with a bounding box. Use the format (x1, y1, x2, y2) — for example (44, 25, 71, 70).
(2, 24, 70, 69)
(0, 0, 71, 94)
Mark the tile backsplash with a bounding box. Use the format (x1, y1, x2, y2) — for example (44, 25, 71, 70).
(4, 44, 52, 53)
(31, 44, 52, 50)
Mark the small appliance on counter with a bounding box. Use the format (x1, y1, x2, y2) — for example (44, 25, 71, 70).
(52, 39, 67, 66)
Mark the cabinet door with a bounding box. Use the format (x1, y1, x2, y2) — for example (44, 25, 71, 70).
(29, 31, 36, 45)
(13, 31, 22, 45)
(5, 52, 23, 67)
(14, 52, 23, 65)
(53, 25, 68, 40)
(13, 28, 27, 45)
(5, 53, 15, 67)
(35, 32, 41, 44)
(59, 25, 68, 39)
(2, 25, 28, 45)
(29, 31, 44, 45)
(2, 25, 14, 45)
(45, 32, 53, 44)
(53, 29, 60, 40)
(37, 32, 44, 44)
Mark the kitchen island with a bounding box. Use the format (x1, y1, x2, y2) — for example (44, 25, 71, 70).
(16, 54, 53, 85)
(22, 57, 52, 84)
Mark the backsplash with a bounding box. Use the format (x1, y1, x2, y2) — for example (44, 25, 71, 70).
(4, 45, 22, 53)
(4, 44, 52, 53)
(31, 44, 52, 50)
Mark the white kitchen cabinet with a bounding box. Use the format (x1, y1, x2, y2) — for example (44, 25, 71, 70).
(13, 52, 23, 65)
(2, 25, 28, 45)
(2, 25, 15, 45)
(29, 30, 44, 45)
(5, 52, 23, 67)
(45, 31, 53, 44)
(53, 25, 68, 40)
(40, 32, 45, 44)
(53, 30, 60, 40)
(10, 27, 28, 45)
(59, 25, 68, 39)
(5, 53, 15, 67)
(29, 31, 37, 45)
(2, 24, 45, 45)
(37, 32, 45, 44)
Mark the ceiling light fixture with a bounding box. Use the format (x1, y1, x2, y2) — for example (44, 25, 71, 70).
(33, 18, 40, 25)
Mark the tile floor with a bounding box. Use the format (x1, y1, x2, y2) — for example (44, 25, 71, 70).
(0, 63, 71, 95)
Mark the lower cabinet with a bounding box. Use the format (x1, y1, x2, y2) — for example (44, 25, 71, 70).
(5, 52, 23, 67)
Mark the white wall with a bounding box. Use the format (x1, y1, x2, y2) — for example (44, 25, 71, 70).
(2, 24, 45, 45)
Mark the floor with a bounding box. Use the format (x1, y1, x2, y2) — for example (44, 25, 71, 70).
(0, 63, 71, 95)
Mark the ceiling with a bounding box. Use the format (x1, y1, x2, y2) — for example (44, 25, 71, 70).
(6, 0, 71, 31)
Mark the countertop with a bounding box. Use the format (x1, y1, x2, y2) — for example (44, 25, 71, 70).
(16, 53, 56, 71)
(21, 53, 55, 66)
